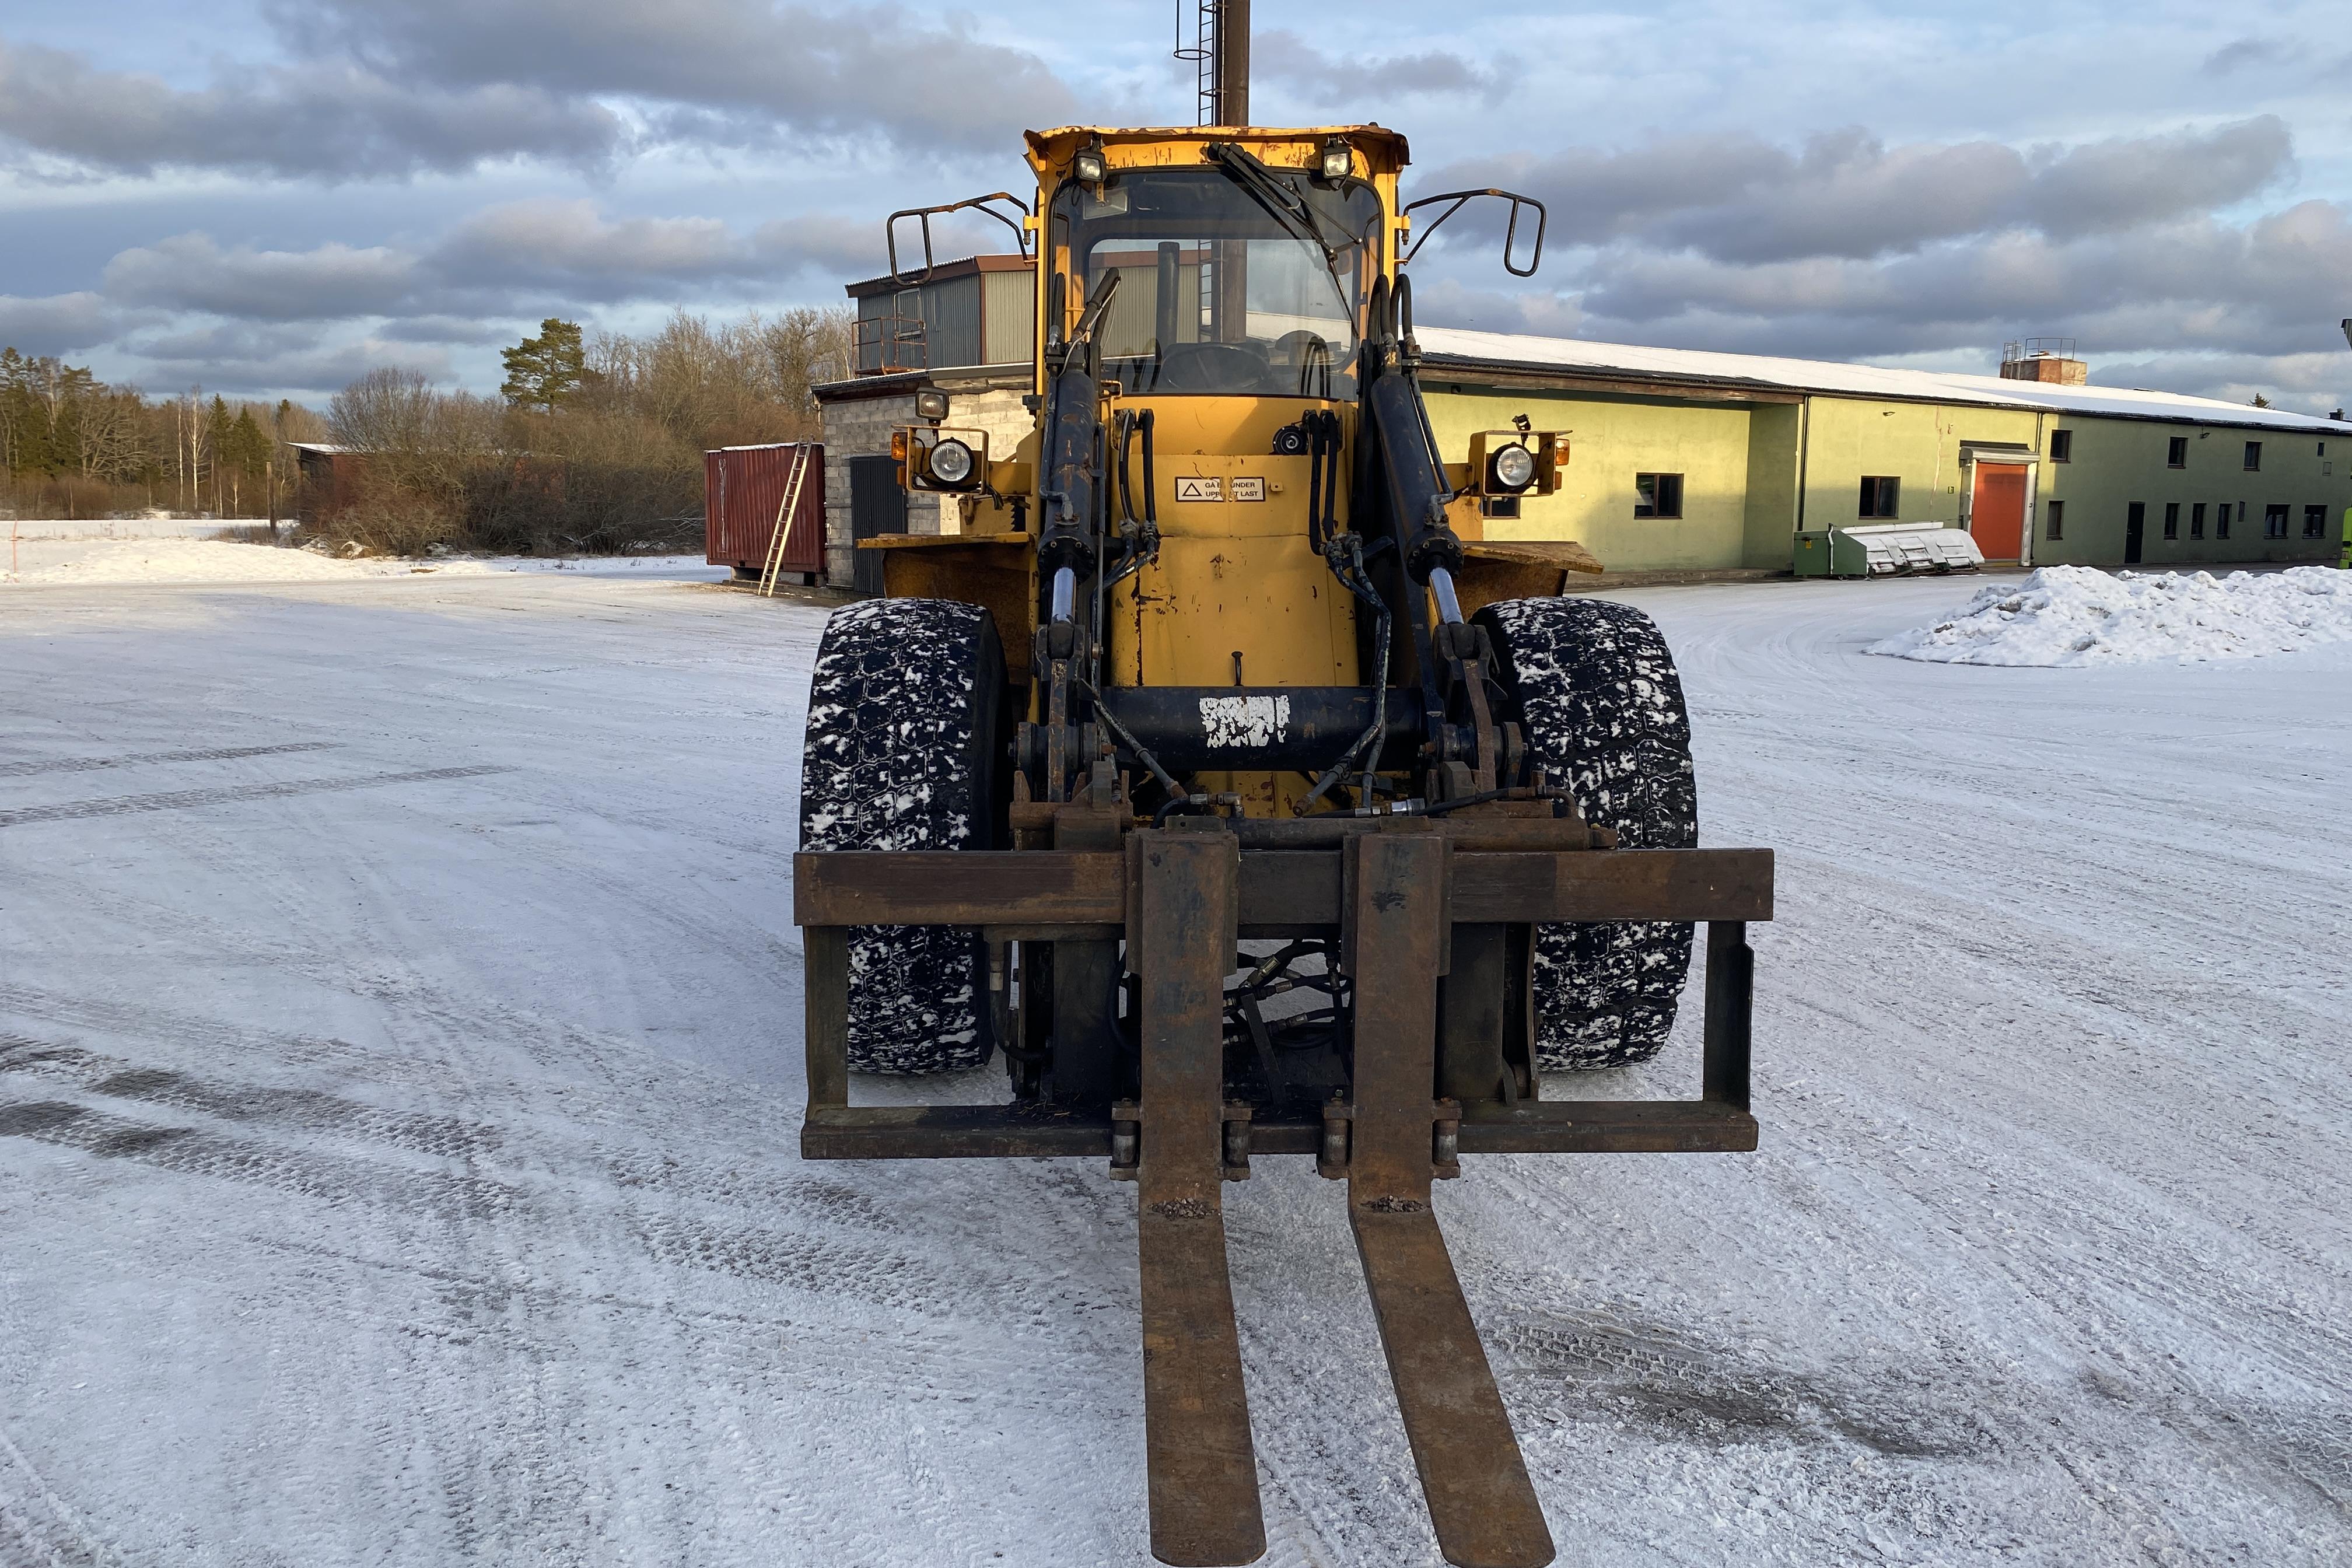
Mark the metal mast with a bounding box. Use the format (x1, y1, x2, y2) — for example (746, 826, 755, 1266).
(1178, 0, 1249, 125)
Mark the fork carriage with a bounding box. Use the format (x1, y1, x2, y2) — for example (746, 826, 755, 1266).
(797, 803, 1768, 1568)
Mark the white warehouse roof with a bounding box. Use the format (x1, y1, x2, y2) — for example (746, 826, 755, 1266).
(1416, 326, 2352, 435)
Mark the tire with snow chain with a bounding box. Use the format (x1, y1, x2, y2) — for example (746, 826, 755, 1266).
(800, 598, 1006, 1074)
(1474, 596, 1698, 1070)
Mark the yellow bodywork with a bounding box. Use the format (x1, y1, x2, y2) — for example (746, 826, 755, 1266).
(876, 124, 1592, 817)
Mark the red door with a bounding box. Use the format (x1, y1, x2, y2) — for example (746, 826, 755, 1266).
(1971, 463, 2027, 560)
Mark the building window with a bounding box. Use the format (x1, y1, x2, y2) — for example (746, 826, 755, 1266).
(1858, 475, 1900, 519)
(2163, 502, 2179, 540)
(2217, 501, 2233, 540)
(2049, 429, 2073, 463)
(2308, 505, 2330, 539)
(2244, 440, 2262, 471)
(2190, 502, 2206, 539)
(2167, 436, 2188, 467)
(2264, 503, 2288, 538)
(2045, 499, 2064, 540)
(1634, 473, 1684, 519)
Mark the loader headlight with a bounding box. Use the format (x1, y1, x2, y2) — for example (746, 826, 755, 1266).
(1074, 148, 1107, 185)
(928, 437, 976, 487)
(1319, 139, 1353, 181)
(1489, 442, 1536, 492)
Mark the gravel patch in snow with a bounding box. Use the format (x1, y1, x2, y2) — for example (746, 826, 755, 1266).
(1871, 564, 2352, 666)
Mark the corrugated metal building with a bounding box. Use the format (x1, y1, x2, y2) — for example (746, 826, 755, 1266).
(814, 260, 2352, 583)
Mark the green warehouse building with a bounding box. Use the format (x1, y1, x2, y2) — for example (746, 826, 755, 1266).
(810, 258, 2351, 586)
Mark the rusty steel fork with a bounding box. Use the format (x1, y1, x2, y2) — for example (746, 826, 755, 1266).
(1126, 823, 1553, 1568)
(1129, 826, 1265, 1567)
(1339, 828, 1555, 1568)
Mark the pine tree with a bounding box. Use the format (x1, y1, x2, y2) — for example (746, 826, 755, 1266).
(205, 394, 233, 512)
(501, 318, 587, 414)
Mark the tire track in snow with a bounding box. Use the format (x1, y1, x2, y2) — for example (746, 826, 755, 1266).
(0, 766, 509, 828)
(0, 1101, 516, 1222)
(0, 1037, 499, 1161)
(0, 741, 339, 779)
(0, 1422, 113, 1568)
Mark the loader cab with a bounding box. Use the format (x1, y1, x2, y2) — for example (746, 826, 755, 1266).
(1026, 127, 1408, 400)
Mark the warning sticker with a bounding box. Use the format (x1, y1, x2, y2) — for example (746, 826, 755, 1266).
(1174, 475, 1224, 502)
(1229, 477, 1266, 502)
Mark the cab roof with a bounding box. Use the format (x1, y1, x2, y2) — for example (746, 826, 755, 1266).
(1024, 124, 1409, 174)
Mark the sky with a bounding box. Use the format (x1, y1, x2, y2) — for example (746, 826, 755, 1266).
(2, 0, 2350, 414)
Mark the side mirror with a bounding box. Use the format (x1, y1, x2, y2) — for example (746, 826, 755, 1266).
(1402, 188, 1548, 278)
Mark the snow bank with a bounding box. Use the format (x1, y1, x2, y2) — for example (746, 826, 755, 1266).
(3, 516, 270, 541)
(5, 538, 501, 584)
(1870, 565, 2352, 666)
(4, 540, 725, 586)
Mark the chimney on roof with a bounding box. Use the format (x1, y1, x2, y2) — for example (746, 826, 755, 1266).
(2000, 337, 2088, 386)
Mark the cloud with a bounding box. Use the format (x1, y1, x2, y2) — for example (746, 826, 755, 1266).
(432, 200, 758, 293)
(0, 0, 1074, 184)
(2203, 38, 2292, 75)
(1254, 31, 1504, 104)
(0, 291, 121, 355)
(120, 319, 456, 390)
(1475, 198, 2352, 374)
(74, 195, 887, 347)
(0, 41, 624, 180)
(2023, 117, 2293, 237)
(1421, 118, 2295, 265)
(271, 0, 1073, 158)
(102, 236, 422, 321)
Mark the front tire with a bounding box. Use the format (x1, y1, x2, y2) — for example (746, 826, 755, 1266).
(799, 598, 1006, 1073)
(1475, 597, 1699, 1070)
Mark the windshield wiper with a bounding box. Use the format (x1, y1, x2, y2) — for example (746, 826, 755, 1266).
(1204, 142, 1347, 262)
(1203, 142, 1362, 350)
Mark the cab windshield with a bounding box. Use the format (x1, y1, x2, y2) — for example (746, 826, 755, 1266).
(1049, 166, 1384, 398)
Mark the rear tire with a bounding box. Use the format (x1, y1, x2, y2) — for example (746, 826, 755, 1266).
(800, 598, 1006, 1073)
(1475, 597, 1699, 1070)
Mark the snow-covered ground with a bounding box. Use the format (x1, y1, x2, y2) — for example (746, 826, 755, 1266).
(1874, 565, 2352, 667)
(2, 536, 727, 585)
(1, 570, 2347, 1567)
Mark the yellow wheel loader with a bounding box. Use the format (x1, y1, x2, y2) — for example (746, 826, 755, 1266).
(793, 120, 1774, 1568)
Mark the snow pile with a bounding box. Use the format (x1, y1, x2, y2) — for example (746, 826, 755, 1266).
(1870, 565, 2352, 666)
(7, 538, 498, 584)
(5, 540, 725, 586)
(4, 516, 267, 541)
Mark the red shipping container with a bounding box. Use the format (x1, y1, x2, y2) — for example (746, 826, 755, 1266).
(706, 443, 825, 579)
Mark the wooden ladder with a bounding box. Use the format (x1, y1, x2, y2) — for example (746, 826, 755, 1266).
(756, 444, 814, 597)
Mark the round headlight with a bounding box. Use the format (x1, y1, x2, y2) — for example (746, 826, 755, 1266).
(1490, 442, 1536, 492)
(928, 438, 975, 487)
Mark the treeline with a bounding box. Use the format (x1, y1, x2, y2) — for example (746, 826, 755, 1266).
(2, 304, 854, 552)
(321, 307, 853, 556)
(0, 348, 326, 519)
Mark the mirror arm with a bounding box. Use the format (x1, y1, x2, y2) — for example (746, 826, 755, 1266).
(886, 192, 1035, 286)
(1400, 188, 1549, 278)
